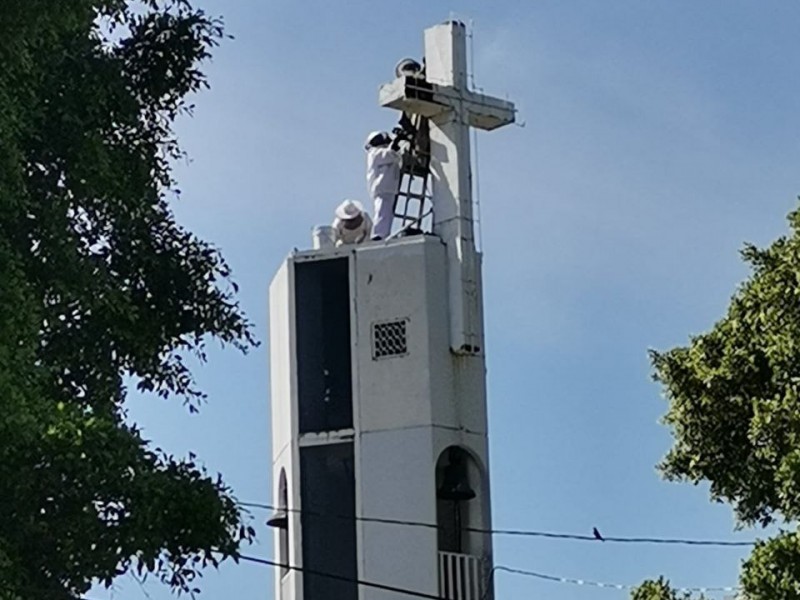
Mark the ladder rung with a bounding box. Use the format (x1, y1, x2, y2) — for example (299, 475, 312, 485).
(402, 166, 430, 177)
(397, 191, 428, 200)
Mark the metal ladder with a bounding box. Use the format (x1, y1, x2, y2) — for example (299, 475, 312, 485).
(392, 113, 432, 235)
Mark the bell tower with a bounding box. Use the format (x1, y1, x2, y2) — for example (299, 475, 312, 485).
(269, 20, 515, 600)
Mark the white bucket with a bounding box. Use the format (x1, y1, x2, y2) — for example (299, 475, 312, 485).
(312, 225, 336, 250)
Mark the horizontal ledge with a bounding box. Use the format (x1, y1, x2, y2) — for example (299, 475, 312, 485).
(298, 429, 355, 446)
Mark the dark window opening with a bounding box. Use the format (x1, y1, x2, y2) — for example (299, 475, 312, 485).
(300, 443, 357, 600)
(295, 258, 353, 433)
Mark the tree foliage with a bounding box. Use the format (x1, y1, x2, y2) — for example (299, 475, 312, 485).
(0, 1, 255, 598)
(646, 206, 800, 599)
(630, 577, 707, 600)
(741, 531, 800, 599)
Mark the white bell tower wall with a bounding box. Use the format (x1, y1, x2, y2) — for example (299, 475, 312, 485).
(353, 236, 492, 598)
(269, 235, 494, 600)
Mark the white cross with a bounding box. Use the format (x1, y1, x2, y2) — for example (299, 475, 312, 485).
(379, 20, 516, 353)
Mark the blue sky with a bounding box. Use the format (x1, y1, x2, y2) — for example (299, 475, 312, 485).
(95, 2, 800, 599)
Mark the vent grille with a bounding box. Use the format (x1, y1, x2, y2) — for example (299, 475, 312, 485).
(372, 319, 409, 359)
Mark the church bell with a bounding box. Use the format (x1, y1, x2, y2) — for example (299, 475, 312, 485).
(437, 450, 476, 502)
(266, 507, 289, 529)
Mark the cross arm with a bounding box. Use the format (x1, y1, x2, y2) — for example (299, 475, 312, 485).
(379, 75, 449, 119)
(446, 88, 516, 131)
(379, 76, 516, 131)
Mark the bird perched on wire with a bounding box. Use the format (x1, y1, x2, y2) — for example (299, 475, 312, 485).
(592, 527, 604, 541)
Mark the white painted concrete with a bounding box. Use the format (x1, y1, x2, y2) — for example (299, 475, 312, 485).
(269, 259, 302, 600)
(270, 237, 493, 599)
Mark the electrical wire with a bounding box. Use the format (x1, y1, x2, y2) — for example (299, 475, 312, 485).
(237, 501, 755, 548)
(492, 565, 740, 594)
(238, 552, 739, 598)
(238, 554, 446, 599)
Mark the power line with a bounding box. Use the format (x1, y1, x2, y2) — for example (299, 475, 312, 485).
(237, 501, 755, 548)
(238, 552, 738, 598)
(492, 565, 740, 594)
(491, 530, 753, 547)
(238, 554, 447, 599)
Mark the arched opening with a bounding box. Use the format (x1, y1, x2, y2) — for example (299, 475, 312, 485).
(278, 470, 289, 576)
(267, 469, 290, 577)
(435, 447, 489, 599)
(435, 446, 482, 555)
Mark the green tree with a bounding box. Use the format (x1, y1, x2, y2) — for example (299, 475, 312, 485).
(645, 206, 800, 599)
(0, 1, 256, 598)
(630, 577, 707, 600)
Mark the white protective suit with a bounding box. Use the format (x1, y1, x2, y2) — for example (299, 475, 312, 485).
(366, 145, 402, 239)
(332, 212, 373, 246)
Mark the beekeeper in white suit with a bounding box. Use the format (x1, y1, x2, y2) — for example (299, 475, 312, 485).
(332, 199, 372, 246)
(365, 130, 402, 240)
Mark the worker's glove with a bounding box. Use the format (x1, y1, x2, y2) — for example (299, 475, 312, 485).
(392, 127, 413, 141)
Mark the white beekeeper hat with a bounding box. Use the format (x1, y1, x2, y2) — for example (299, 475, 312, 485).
(335, 199, 365, 220)
(364, 130, 390, 149)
